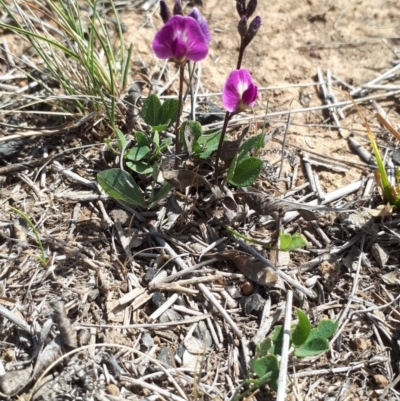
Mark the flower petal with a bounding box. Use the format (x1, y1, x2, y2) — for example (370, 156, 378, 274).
(242, 83, 258, 107)
(188, 8, 211, 43)
(222, 70, 242, 112)
(152, 16, 182, 59)
(152, 15, 208, 63)
(222, 69, 258, 113)
(181, 17, 209, 61)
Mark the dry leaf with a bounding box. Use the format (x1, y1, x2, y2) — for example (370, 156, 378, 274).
(184, 336, 209, 354)
(220, 250, 284, 288)
(163, 169, 211, 191)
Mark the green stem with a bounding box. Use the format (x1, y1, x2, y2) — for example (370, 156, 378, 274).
(174, 63, 186, 168)
(214, 111, 232, 185)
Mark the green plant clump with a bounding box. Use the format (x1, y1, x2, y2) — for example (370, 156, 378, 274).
(231, 310, 338, 400)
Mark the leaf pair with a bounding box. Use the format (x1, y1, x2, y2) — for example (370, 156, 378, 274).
(97, 168, 171, 210)
(141, 94, 179, 132)
(227, 132, 265, 187)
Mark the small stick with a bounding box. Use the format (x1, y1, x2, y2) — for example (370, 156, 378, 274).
(327, 69, 345, 119)
(314, 174, 325, 202)
(284, 182, 309, 198)
(302, 153, 316, 192)
(348, 136, 376, 165)
(148, 225, 243, 338)
(67, 202, 81, 240)
(149, 293, 179, 321)
(317, 68, 344, 137)
(198, 283, 243, 339)
(203, 308, 222, 349)
(276, 290, 293, 401)
(303, 230, 323, 248)
(291, 362, 364, 378)
(278, 106, 292, 179)
(310, 221, 331, 245)
(40, 145, 48, 188)
(350, 63, 400, 96)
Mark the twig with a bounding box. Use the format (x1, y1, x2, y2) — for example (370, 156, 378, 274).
(302, 153, 316, 193)
(276, 290, 293, 401)
(350, 63, 400, 96)
(291, 362, 364, 378)
(148, 225, 243, 338)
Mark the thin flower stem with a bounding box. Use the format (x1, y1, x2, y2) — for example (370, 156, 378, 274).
(236, 39, 246, 69)
(214, 111, 232, 185)
(174, 63, 186, 168)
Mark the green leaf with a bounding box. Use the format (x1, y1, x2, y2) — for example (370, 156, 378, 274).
(227, 154, 239, 183)
(256, 337, 272, 357)
(279, 232, 308, 251)
(97, 168, 146, 207)
(228, 157, 264, 187)
(294, 337, 330, 357)
(153, 130, 160, 148)
(251, 354, 279, 379)
(126, 161, 154, 175)
(279, 233, 292, 251)
(308, 320, 338, 341)
(268, 325, 283, 355)
(151, 124, 169, 133)
(148, 182, 172, 209)
(115, 128, 126, 150)
(180, 121, 202, 154)
(292, 309, 311, 347)
(141, 94, 162, 126)
(193, 130, 221, 159)
(126, 146, 151, 162)
(238, 133, 266, 162)
(159, 138, 173, 153)
(160, 98, 179, 127)
(135, 131, 151, 147)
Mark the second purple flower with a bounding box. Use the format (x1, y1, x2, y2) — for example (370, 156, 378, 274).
(222, 69, 258, 113)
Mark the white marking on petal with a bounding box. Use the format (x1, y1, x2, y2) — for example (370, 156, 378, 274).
(237, 81, 248, 96)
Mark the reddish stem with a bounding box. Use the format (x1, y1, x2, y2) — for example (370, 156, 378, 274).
(214, 111, 232, 185)
(174, 63, 185, 168)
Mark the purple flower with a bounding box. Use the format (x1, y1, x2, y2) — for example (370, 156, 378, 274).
(152, 15, 209, 64)
(222, 69, 258, 113)
(188, 8, 211, 43)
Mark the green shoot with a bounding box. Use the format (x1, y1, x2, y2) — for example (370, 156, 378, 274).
(9, 207, 47, 267)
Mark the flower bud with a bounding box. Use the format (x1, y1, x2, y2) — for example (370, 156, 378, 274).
(236, 0, 246, 17)
(245, 0, 257, 18)
(173, 0, 183, 15)
(159, 0, 171, 23)
(244, 16, 261, 48)
(237, 15, 247, 38)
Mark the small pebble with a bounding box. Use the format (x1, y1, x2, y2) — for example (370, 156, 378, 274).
(157, 346, 174, 367)
(105, 384, 120, 396)
(239, 294, 266, 315)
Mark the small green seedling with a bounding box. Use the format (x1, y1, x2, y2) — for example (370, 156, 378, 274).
(231, 310, 338, 400)
(352, 99, 400, 209)
(9, 207, 47, 267)
(225, 227, 308, 252)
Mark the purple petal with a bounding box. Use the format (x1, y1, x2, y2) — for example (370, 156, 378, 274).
(152, 15, 208, 63)
(222, 69, 258, 113)
(180, 17, 209, 61)
(188, 8, 211, 43)
(242, 83, 258, 107)
(222, 70, 242, 112)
